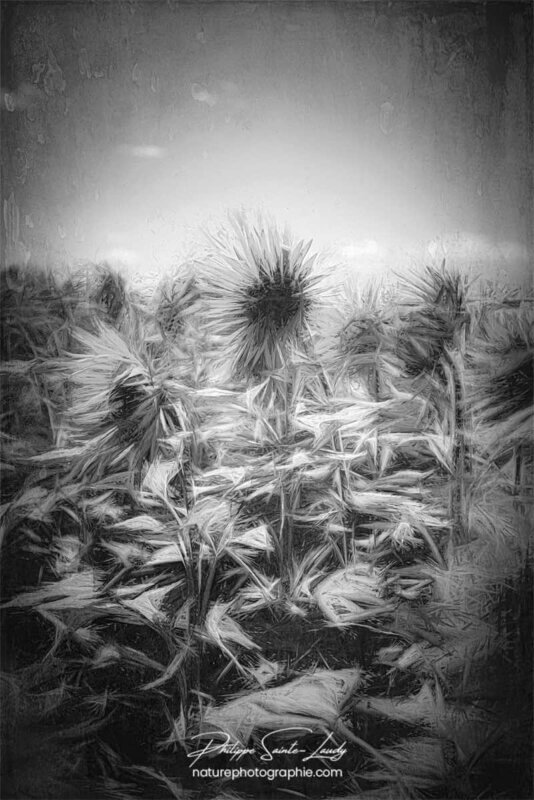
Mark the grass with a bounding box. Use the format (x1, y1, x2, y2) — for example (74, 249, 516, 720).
(1, 220, 532, 800)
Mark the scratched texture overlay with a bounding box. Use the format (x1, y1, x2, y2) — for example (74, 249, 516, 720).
(1, 2, 532, 799)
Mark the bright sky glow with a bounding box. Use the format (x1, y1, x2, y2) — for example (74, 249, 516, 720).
(4, 3, 531, 288)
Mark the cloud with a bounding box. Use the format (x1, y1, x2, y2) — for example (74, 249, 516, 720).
(191, 83, 218, 107)
(99, 247, 140, 268)
(340, 240, 382, 258)
(117, 145, 166, 159)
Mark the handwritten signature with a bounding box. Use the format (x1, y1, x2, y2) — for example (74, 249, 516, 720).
(187, 728, 347, 767)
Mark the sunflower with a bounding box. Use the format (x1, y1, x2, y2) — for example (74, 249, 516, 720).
(68, 262, 129, 328)
(468, 311, 533, 427)
(201, 213, 324, 380)
(395, 264, 470, 379)
(60, 321, 197, 481)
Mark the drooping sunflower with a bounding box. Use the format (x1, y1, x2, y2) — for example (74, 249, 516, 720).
(395, 264, 470, 379)
(200, 213, 324, 380)
(67, 262, 129, 330)
(60, 320, 198, 482)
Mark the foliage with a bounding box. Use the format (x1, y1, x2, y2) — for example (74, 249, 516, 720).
(1, 222, 531, 800)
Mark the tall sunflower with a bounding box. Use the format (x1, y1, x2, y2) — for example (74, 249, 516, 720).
(200, 213, 324, 380)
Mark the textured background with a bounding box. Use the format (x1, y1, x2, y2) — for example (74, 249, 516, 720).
(1, 1, 532, 284)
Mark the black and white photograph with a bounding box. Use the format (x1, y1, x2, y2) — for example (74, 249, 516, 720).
(1, 1, 532, 798)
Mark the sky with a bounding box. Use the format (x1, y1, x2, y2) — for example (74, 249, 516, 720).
(2, 1, 532, 286)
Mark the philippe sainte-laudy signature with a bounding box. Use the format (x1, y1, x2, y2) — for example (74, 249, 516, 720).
(187, 728, 347, 767)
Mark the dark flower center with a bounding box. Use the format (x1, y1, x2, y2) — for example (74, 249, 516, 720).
(109, 377, 149, 421)
(244, 262, 309, 331)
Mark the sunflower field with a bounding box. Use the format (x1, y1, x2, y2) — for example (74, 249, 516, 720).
(1, 215, 532, 800)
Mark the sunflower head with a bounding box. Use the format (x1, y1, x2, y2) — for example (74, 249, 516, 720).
(244, 249, 310, 331)
(63, 323, 195, 481)
(469, 309, 534, 426)
(106, 365, 188, 459)
(395, 266, 470, 377)
(108, 370, 152, 443)
(67, 263, 129, 332)
(202, 214, 322, 379)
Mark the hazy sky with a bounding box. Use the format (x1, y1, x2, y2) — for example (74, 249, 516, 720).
(2, 1, 532, 285)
